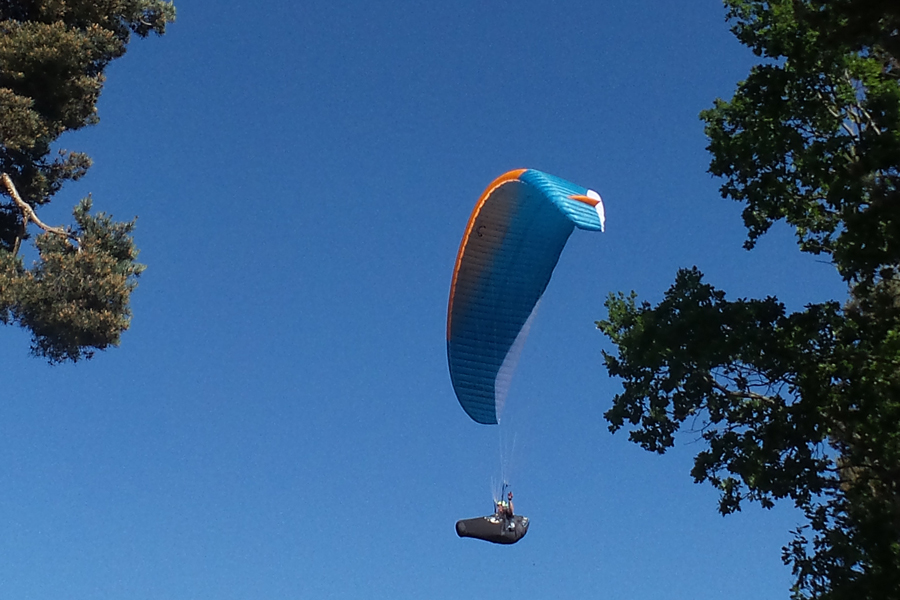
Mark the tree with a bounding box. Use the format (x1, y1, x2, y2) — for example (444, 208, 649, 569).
(0, 0, 175, 362)
(598, 2, 900, 598)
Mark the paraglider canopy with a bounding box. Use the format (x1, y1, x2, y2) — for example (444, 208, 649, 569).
(447, 169, 605, 424)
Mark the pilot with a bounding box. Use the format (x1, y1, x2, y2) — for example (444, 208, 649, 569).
(495, 491, 514, 519)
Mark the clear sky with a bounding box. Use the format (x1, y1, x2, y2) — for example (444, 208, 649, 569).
(0, 1, 849, 599)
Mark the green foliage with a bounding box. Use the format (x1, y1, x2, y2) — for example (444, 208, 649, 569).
(701, 1, 900, 284)
(600, 272, 900, 597)
(1, 198, 145, 362)
(0, 0, 174, 361)
(599, 2, 900, 598)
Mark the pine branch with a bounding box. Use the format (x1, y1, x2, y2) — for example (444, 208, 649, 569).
(1, 173, 80, 254)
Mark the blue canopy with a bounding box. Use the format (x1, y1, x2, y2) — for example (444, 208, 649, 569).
(447, 169, 605, 424)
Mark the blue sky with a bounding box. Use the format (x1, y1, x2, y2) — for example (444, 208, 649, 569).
(0, 1, 848, 599)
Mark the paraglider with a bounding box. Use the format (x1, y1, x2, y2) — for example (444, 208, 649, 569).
(447, 168, 605, 544)
(456, 490, 529, 545)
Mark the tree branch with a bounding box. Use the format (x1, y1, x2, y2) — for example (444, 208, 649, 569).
(1, 173, 79, 254)
(816, 88, 862, 140)
(706, 372, 779, 404)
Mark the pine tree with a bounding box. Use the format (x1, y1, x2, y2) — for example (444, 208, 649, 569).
(0, 1, 175, 362)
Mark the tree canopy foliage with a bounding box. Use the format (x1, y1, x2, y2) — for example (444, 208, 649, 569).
(0, 0, 175, 362)
(598, 2, 900, 598)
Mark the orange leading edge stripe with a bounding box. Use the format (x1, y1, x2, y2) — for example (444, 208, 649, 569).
(446, 169, 528, 340)
(568, 193, 600, 207)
